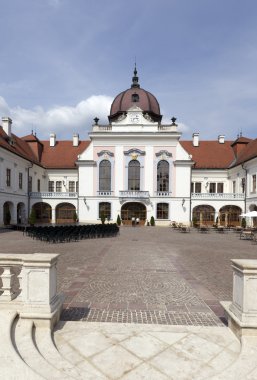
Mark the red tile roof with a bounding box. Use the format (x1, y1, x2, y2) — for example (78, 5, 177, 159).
(231, 138, 257, 167)
(180, 140, 235, 169)
(0, 127, 40, 164)
(39, 140, 90, 168)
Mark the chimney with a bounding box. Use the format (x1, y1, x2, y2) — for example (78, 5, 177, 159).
(50, 133, 56, 147)
(2, 117, 12, 137)
(73, 133, 79, 147)
(192, 133, 199, 147)
(218, 135, 225, 144)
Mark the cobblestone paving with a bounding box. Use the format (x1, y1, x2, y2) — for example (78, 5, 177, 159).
(1, 227, 257, 326)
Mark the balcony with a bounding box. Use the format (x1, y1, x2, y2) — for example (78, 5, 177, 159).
(155, 191, 171, 197)
(97, 191, 113, 196)
(92, 125, 112, 132)
(119, 191, 150, 201)
(191, 192, 245, 200)
(30, 192, 78, 199)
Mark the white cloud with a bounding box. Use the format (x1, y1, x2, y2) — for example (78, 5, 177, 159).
(0, 95, 113, 140)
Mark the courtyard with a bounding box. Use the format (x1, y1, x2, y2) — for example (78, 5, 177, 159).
(1, 226, 257, 326)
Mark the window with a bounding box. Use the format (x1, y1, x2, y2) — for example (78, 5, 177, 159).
(157, 203, 169, 219)
(6, 168, 11, 187)
(76, 181, 78, 192)
(232, 181, 236, 193)
(195, 182, 201, 193)
(128, 160, 140, 190)
(19, 173, 23, 189)
(99, 160, 111, 191)
(69, 181, 75, 192)
(157, 160, 169, 192)
(28, 176, 32, 193)
(217, 183, 224, 193)
(37, 179, 40, 192)
(56, 181, 62, 192)
(99, 202, 111, 220)
(242, 178, 245, 193)
(48, 181, 54, 192)
(132, 93, 139, 102)
(209, 183, 216, 193)
(252, 174, 256, 192)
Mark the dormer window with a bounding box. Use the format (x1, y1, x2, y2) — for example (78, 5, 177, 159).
(132, 93, 139, 102)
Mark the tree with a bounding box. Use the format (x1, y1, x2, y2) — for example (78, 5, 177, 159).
(100, 212, 105, 224)
(150, 216, 155, 226)
(241, 217, 246, 229)
(116, 214, 121, 226)
(28, 208, 36, 226)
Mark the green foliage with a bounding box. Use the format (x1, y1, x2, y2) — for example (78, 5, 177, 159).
(116, 214, 121, 226)
(5, 209, 11, 225)
(241, 217, 246, 229)
(100, 212, 105, 224)
(73, 211, 78, 222)
(28, 208, 36, 225)
(150, 216, 155, 226)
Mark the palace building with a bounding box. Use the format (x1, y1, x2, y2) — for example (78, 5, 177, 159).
(0, 68, 257, 226)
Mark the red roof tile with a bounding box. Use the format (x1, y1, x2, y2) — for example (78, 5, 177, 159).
(180, 140, 235, 169)
(231, 138, 257, 167)
(40, 140, 90, 168)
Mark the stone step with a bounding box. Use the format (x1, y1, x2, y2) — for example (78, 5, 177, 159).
(14, 317, 71, 380)
(34, 326, 86, 380)
(0, 310, 43, 380)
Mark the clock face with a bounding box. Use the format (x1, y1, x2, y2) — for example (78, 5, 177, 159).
(130, 113, 140, 123)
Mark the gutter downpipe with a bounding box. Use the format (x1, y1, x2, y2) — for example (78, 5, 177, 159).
(27, 162, 33, 221)
(242, 163, 247, 213)
(189, 165, 193, 225)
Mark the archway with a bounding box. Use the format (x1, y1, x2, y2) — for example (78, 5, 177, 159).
(17, 202, 26, 224)
(219, 205, 242, 227)
(121, 202, 146, 225)
(32, 202, 52, 224)
(3, 202, 13, 225)
(192, 205, 215, 226)
(56, 203, 76, 224)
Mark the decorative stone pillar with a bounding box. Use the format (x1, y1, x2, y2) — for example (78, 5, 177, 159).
(221, 259, 257, 340)
(51, 207, 56, 224)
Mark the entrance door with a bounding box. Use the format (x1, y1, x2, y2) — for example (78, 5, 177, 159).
(121, 202, 146, 225)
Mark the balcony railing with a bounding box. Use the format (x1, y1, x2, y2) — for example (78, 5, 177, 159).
(30, 192, 78, 198)
(92, 125, 112, 132)
(155, 191, 171, 197)
(97, 191, 113, 196)
(191, 192, 245, 200)
(119, 191, 150, 199)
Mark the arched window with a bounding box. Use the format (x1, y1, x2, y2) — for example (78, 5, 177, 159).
(99, 202, 111, 220)
(128, 160, 140, 190)
(157, 160, 169, 192)
(157, 203, 169, 219)
(132, 93, 139, 102)
(99, 160, 111, 191)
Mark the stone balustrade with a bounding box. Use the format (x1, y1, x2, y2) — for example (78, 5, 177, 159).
(30, 192, 77, 198)
(0, 253, 63, 328)
(221, 259, 257, 340)
(192, 192, 244, 199)
(119, 190, 150, 199)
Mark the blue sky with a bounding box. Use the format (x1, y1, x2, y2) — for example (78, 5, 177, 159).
(1, 0, 257, 141)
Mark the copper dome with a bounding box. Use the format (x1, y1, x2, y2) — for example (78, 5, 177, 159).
(108, 67, 162, 122)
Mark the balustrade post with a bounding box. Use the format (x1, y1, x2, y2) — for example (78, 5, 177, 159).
(0, 255, 22, 303)
(221, 259, 257, 340)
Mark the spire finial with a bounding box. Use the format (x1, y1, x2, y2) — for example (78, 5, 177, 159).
(131, 62, 140, 88)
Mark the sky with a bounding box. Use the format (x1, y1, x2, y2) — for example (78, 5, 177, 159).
(1, 0, 257, 142)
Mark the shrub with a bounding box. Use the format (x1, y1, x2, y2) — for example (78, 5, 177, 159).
(241, 217, 246, 229)
(28, 208, 36, 225)
(150, 216, 155, 226)
(100, 212, 105, 224)
(116, 214, 121, 226)
(73, 211, 78, 222)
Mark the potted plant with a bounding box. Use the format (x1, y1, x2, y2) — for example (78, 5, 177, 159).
(28, 208, 36, 226)
(241, 217, 246, 229)
(73, 211, 78, 223)
(5, 209, 11, 225)
(100, 212, 105, 225)
(150, 216, 155, 226)
(116, 214, 121, 226)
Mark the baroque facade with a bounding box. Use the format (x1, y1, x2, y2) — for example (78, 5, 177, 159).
(0, 69, 257, 227)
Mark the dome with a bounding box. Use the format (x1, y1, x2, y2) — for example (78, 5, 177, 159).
(109, 67, 162, 122)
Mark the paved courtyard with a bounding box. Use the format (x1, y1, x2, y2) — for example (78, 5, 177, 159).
(1, 226, 257, 326)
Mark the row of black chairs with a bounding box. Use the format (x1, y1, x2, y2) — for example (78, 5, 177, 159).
(24, 224, 119, 243)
